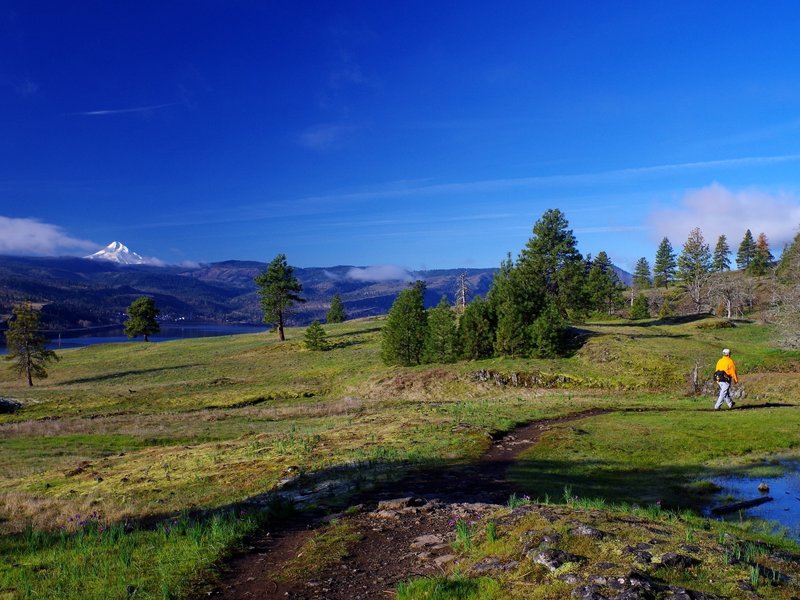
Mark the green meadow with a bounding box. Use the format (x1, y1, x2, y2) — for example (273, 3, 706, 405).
(1, 316, 799, 598)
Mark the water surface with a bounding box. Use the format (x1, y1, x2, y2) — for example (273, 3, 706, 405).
(706, 462, 800, 541)
(0, 323, 267, 355)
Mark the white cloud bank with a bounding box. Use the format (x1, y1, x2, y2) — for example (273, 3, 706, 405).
(0, 216, 97, 255)
(346, 265, 414, 282)
(649, 183, 800, 253)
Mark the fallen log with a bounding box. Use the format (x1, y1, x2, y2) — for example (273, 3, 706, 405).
(711, 496, 773, 515)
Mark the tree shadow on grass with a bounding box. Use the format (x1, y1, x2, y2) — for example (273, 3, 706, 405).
(60, 364, 200, 385)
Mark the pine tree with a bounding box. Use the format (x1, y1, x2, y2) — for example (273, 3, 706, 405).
(712, 235, 731, 272)
(777, 232, 800, 284)
(529, 302, 567, 358)
(423, 296, 457, 363)
(584, 251, 623, 315)
(736, 229, 756, 270)
(677, 227, 712, 313)
(326, 293, 347, 323)
(381, 281, 427, 366)
(749, 232, 774, 276)
(4, 302, 59, 386)
(304, 320, 328, 351)
(254, 254, 305, 341)
(488, 254, 529, 357)
(629, 294, 650, 320)
(774, 232, 800, 346)
(653, 237, 677, 288)
(632, 257, 652, 290)
(458, 296, 495, 360)
(124, 296, 160, 342)
(516, 208, 585, 318)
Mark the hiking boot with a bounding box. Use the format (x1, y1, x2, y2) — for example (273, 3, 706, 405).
(729, 401, 735, 409)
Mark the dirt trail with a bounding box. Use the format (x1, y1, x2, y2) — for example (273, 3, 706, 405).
(204, 409, 607, 599)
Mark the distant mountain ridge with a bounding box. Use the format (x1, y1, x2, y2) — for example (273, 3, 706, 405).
(0, 255, 496, 330)
(0, 253, 632, 331)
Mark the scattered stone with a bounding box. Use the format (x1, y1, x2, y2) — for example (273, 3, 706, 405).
(541, 532, 562, 543)
(559, 573, 581, 584)
(571, 584, 608, 599)
(471, 557, 519, 573)
(596, 562, 617, 570)
(377, 497, 427, 511)
(571, 524, 607, 539)
(433, 554, 456, 566)
(372, 510, 401, 520)
(531, 549, 585, 571)
(409, 534, 444, 549)
(0, 397, 22, 413)
(679, 543, 701, 554)
(660, 553, 700, 568)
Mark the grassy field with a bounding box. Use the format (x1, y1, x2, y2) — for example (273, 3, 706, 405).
(1, 315, 799, 598)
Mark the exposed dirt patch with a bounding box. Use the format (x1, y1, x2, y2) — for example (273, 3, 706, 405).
(203, 409, 607, 599)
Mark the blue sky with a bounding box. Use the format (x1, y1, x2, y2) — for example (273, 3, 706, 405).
(3, 2, 800, 273)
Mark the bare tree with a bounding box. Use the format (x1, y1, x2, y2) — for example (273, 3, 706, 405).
(708, 272, 753, 319)
(455, 272, 469, 313)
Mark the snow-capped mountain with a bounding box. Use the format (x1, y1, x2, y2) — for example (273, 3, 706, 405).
(84, 241, 150, 265)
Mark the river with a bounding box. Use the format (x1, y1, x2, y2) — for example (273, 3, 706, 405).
(0, 322, 268, 355)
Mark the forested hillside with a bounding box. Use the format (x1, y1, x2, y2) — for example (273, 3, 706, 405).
(0, 256, 495, 330)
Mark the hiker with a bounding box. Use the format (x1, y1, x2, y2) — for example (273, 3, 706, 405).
(713, 348, 738, 410)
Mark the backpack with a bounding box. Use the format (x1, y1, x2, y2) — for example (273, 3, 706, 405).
(713, 369, 730, 383)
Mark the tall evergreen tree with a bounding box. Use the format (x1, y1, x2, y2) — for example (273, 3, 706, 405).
(458, 296, 495, 360)
(677, 227, 712, 313)
(629, 294, 650, 320)
(254, 253, 305, 341)
(712, 235, 731, 272)
(749, 232, 774, 276)
(736, 229, 756, 270)
(584, 251, 624, 315)
(529, 301, 568, 358)
(632, 257, 652, 290)
(124, 296, 160, 342)
(381, 281, 427, 366)
(4, 302, 59, 386)
(653, 237, 677, 288)
(774, 232, 800, 346)
(516, 208, 585, 318)
(423, 296, 458, 363)
(777, 232, 800, 284)
(488, 254, 529, 357)
(304, 320, 328, 351)
(326, 293, 347, 323)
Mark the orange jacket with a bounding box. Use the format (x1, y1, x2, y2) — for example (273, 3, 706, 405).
(715, 356, 738, 384)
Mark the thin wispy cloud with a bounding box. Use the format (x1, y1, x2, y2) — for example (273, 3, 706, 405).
(296, 154, 800, 203)
(295, 123, 357, 150)
(0, 216, 97, 255)
(649, 183, 800, 252)
(346, 265, 413, 282)
(574, 225, 650, 234)
(69, 102, 181, 116)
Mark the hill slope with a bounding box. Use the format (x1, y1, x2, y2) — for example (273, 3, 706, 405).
(0, 255, 496, 329)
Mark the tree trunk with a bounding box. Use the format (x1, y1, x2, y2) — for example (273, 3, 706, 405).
(26, 357, 33, 386)
(278, 312, 285, 341)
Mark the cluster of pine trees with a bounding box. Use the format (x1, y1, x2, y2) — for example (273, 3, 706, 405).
(628, 227, 778, 318)
(381, 209, 625, 366)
